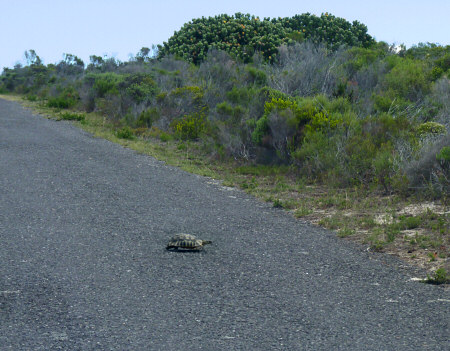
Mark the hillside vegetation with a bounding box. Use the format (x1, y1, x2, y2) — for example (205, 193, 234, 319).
(1, 13, 449, 278)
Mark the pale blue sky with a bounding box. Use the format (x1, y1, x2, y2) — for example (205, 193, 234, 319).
(1, 0, 449, 69)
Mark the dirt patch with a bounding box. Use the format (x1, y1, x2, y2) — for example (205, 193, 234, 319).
(399, 202, 449, 216)
(292, 194, 449, 279)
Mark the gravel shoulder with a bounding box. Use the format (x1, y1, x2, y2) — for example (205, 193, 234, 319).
(1, 98, 449, 350)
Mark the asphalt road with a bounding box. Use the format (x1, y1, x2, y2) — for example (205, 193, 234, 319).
(0, 98, 449, 350)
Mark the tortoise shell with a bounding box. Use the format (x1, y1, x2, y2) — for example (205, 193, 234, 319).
(166, 233, 212, 251)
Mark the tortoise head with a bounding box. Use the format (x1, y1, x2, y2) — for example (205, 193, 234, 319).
(201, 240, 212, 246)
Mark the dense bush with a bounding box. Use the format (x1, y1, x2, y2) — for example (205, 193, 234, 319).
(172, 112, 207, 140)
(274, 13, 374, 50)
(87, 72, 123, 98)
(58, 111, 86, 121)
(119, 73, 158, 103)
(136, 107, 160, 127)
(47, 87, 79, 108)
(56, 53, 85, 76)
(158, 12, 375, 64)
(403, 135, 450, 197)
(0, 16, 448, 198)
(158, 13, 290, 64)
(116, 126, 134, 139)
(383, 57, 430, 101)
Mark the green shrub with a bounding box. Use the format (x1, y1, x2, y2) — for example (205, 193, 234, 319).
(226, 87, 246, 104)
(252, 97, 301, 145)
(252, 96, 347, 161)
(383, 58, 430, 101)
(292, 130, 340, 182)
(225, 86, 261, 106)
(279, 13, 375, 49)
(436, 146, 450, 162)
(372, 91, 410, 113)
(172, 86, 204, 103)
(58, 112, 85, 121)
(338, 227, 355, 238)
(173, 113, 206, 140)
(216, 101, 245, 124)
(391, 173, 410, 197)
(156, 92, 167, 103)
(296, 97, 344, 133)
(264, 97, 300, 117)
(431, 66, 444, 81)
(116, 126, 134, 139)
(251, 114, 269, 144)
(45, 86, 79, 109)
(416, 122, 447, 136)
(436, 53, 450, 70)
(305, 110, 343, 133)
(159, 86, 206, 120)
(26, 94, 37, 101)
(423, 268, 449, 285)
(404, 137, 450, 198)
(372, 145, 395, 193)
(146, 126, 173, 142)
(159, 132, 172, 142)
(259, 87, 291, 102)
(86, 72, 123, 98)
(372, 93, 394, 113)
(327, 97, 353, 113)
(137, 107, 160, 128)
(119, 73, 158, 103)
(273, 199, 284, 208)
(345, 46, 386, 74)
(436, 146, 450, 176)
(157, 13, 290, 64)
(389, 215, 422, 231)
(47, 96, 75, 109)
(216, 101, 234, 116)
(158, 12, 374, 64)
(245, 66, 267, 85)
(342, 133, 377, 184)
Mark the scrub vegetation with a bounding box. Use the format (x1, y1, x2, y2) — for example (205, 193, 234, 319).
(1, 12, 448, 281)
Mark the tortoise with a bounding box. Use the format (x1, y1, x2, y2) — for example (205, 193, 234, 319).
(166, 233, 212, 251)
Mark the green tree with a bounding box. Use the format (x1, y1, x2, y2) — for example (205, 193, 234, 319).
(158, 12, 374, 64)
(24, 49, 42, 66)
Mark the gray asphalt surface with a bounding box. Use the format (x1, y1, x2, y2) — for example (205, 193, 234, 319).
(0, 98, 449, 350)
